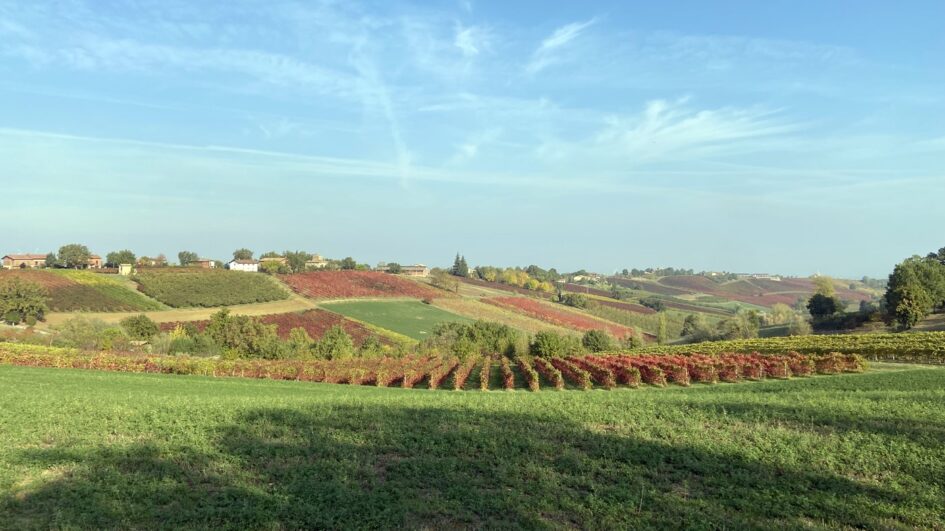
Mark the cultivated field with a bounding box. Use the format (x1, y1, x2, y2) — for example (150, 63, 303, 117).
(159, 309, 397, 346)
(134, 269, 288, 307)
(1, 363, 942, 528)
(483, 296, 636, 338)
(281, 271, 443, 300)
(320, 300, 471, 340)
(430, 297, 579, 336)
(0, 270, 164, 312)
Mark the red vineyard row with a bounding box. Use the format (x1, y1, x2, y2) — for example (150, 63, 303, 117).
(0, 345, 864, 391)
(483, 296, 636, 338)
(279, 271, 444, 300)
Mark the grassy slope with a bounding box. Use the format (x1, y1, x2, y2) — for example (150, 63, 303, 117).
(321, 300, 472, 340)
(431, 297, 579, 336)
(0, 364, 942, 529)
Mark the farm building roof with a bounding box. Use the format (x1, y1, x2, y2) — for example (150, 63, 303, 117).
(229, 259, 259, 265)
(3, 254, 48, 260)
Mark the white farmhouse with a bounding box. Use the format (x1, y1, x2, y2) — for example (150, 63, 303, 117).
(227, 259, 259, 272)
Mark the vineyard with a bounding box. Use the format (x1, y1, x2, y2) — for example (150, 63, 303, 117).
(483, 296, 635, 338)
(133, 269, 288, 307)
(0, 270, 164, 312)
(280, 271, 443, 300)
(456, 276, 555, 299)
(159, 309, 394, 346)
(0, 343, 865, 391)
(631, 332, 945, 364)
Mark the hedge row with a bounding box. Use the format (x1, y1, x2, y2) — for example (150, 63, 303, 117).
(630, 332, 945, 364)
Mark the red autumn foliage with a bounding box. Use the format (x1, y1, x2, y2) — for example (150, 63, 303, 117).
(280, 271, 444, 300)
(484, 296, 635, 338)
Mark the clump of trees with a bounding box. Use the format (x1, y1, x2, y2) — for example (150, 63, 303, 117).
(471, 265, 556, 293)
(0, 278, 48, 325)
(884, 249, 945, 329)
(105, 250, 136, 268)
(679, 310, 766, 343)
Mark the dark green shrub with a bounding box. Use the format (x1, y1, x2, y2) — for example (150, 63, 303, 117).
(582, 329, 615, 352)
(120, 314, 160, 340)
(530, 331, 583, 358)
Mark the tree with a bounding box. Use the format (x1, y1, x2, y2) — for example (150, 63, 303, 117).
(314, 326, 355, 360)
(287, 327, 314, 358)
(178, 251, 199, 267)
(284, 251, 312, 273)
(340, 257, 357, 270)
(0, 277, 49, 323)
(582, 330, 615, 352)
(787, 316, 812, 336)
(884, 256, 945, 329)
(106, 250, 136, 268)
(119, 314, 160, 340)
(886, 282, 933, 329)
(450, 254, 469, 277)
(656, 313, 667, 344)
(559, 293, 588, 308)
(807, 293, 843, 320)
(927, 246, 945, 265)
(233, 249, 254, 261)
(44, 253, 58, 268)
(812, 276, 836, 297)
(769, 303, 795, 325)
(386, 262, 402, 274)
(430, 269, 459, 292)
(58, 243, 92, 269)
(530, 331, 583, 358)
(680, 314, 712, 343)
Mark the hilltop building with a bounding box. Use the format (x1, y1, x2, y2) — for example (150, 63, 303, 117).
(2, 254, 48, 269)
(400, 264, 430, 277)
(306, 254, 329, 269)
(227, 259, 259, 272)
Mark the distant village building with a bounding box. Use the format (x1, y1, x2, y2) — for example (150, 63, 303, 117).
(2, 254, 48, 269)
(227, 259, 259, 272)
(88, 255, 102, 268)
(305, 254, 329, 270)
(400, 264, 430, 277)
(191, 259, 216, 269)
(259, 256, 288, 266)
(736, 273, 782, 281)
(137, 256, 167, 267)
(118, 263, 134, 276)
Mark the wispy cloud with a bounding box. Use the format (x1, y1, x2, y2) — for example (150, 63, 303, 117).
(454, 25, 488, 57)
(526, 18, 596, 74)
(592, 97, 801, 162)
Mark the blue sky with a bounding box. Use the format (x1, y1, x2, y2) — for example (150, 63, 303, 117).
(1, 0, 943, 277)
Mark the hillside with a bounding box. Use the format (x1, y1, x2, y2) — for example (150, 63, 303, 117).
(0, 269, 164, 312)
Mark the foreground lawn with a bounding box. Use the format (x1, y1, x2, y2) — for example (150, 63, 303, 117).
(0, 365, 943, 529)
(321, 299, 471, 340)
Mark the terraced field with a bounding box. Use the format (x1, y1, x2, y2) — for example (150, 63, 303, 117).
(0, 269, 164, 312)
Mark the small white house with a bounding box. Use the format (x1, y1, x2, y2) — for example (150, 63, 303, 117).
(227, 259, 259, 272)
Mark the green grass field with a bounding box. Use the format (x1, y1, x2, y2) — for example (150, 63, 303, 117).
(321, 300, 472, 340)
(1, 364, 943, 529)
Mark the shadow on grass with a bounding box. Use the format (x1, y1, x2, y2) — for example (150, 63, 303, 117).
(1, 404, 932, 529)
